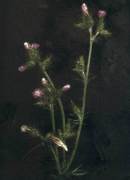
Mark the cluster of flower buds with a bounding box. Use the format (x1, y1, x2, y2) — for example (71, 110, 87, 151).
(24, 42, 40, 50)
(18, 42, 40, 72)
(80, 2, 108, 37)
(81, 2, 106, 18)
(32, 88, 44, 99)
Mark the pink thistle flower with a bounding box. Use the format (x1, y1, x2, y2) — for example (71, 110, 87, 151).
(31, 43, 40, 49)
(18, 65, 27, 72)
(62, 84, 71, 92)
(97, 10, 107, 17)
(81, 3, 89, 16)
(32, 88, 44, 98)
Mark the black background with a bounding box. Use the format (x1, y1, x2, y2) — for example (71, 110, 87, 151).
(0, 0, 130, 179)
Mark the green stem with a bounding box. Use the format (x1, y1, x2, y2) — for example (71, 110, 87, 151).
(57, 98, 66, 169)
(40, 67, 66, 172)
(64, 28, 94, 173)
(82, 28, 93, 116)
(57, 98, 66, 133)
(50, 145, 62, 174)
(49, 103, 62, 174)
(42, 69, 66, 133)
(50, 103, 56, 132)
(44, 70, 55, 88)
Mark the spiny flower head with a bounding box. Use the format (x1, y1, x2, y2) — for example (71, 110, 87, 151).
(32, 88, 44, 98)
(97, 10, 107, 18)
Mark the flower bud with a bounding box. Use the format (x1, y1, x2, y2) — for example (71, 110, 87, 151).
(98, 10, 107, 17)
(20, 125, 29, 133)
(18, 65, 27, 72)
(62, 84, 71, 92)
(32, 88, 44, 98)
(24, 42, 40, 50)
(24, 42, 31, 49)
(41, 78, 48, 85)
(20, 125, 44, 139)
(81, 3, 89, 16)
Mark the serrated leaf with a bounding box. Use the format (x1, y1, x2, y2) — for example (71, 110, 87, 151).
(82, 15, 94, 30)
(28, 49, 41, 62)
(64, 123, 72, 137)
(73, 56, 85, 80)
(100, 30, 111, 37)
(75, 15, 94, 31)
(75, 22, 87, 30)
(72, 166, 87, 176)
(42, 56, 52, 70)
(71, 101, 82, 122)
(58, 122, 75, 139)
(26, 60, 36, 68)
(35, 101, 44, 106)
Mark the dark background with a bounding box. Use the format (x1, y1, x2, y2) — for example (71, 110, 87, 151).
(0, 0, 130, 179)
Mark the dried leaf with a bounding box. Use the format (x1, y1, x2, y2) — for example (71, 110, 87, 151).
(48, 135, 68, 152)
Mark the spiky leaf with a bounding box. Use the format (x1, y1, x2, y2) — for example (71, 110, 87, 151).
(72, 166, 87, 176)
(73, 56, 85, 80)
(100, 30, 111, 37)
(75, 15, 94, 31)
(71, 101, 82, 122)
(58, 122, 75, 139)
(28, 49, 41, 62)
(41, 56, 52, 70)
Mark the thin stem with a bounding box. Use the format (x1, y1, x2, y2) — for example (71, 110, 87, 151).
(39, 66, 66, 172)
(42, 69, 66, 133)
(50, 103, 56, 132)
(22, 144, 42, 160)
(50, 145, 62, 174)
(82, 28, 93, 117)
(44, 70, 55, 88)
(57, 98, 66, 133)
(49, 103, 63, 174)
(64, 28, 94, 173)
(57, 98, 66, 169)
(93, 31, 99, 40)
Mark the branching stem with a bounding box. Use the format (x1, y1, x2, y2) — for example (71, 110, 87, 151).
(64, 28, 94, 173)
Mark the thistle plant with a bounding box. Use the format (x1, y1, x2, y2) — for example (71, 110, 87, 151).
(19, 2, 110, 179)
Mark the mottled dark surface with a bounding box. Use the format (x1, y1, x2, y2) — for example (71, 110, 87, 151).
(0, 0, 130, 179)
